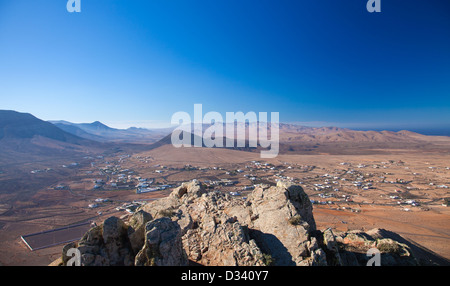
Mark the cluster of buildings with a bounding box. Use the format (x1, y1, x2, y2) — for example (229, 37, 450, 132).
(62, 162, 79, 168)
(205, 179, 239, 187)
(30, 168, 52, 174)
(115, 201, 147, 214)
(80, 154, 449, 219)
(136, 184, 171, 194)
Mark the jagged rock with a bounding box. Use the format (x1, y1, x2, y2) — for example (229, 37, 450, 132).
(140, 180, 207, 220)
(322, 228, 343, 266)
(275, 181, 316, 230)
(307, 237, 319, 253)
(169, 179, 207, 202)
(173, 188, 265, 266)
(135, 217, 188, 266)
(61, 241, 77, 265)
(71, 217, 134, 266)
(248, 181, 315, 265)
(76, 225, 106, 266)
(311, 248, 328, 266)
(61, 180, 422, 266)
(333, 229, 419, 266)
(102, 216, 134, 266)
(128, 210, 153, 254)
(182, 220, 265, 266)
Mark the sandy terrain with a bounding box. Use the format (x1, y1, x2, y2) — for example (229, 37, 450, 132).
(0, 145, 449, 265)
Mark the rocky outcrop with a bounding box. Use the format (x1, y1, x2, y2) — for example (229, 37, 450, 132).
(135, 217, 187, 266)
(61, 180, 420, 266)
(246, 182, 316, 265)
(333, 229, 418, 266)
(127, 210, 153, 254)
(74, 216, 134, 266)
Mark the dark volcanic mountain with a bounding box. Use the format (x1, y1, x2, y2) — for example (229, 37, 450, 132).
(148, 130, 257, 152)
(0, 110, 106, 164)
(0, 110, 89, 144)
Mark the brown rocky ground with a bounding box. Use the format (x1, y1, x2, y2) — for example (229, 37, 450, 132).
(1, 146, 449, 265)
(58, 180, 425, 266)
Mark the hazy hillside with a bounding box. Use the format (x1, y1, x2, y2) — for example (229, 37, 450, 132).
(0, 110, 92, 144)
(0, 110, 107, 165)
(149, 122, 450, 155)
(3, 110, 449, 158)
(277, 124, 429, 142)
(50, 121, 105, 142)
(50, 120, 172, 144)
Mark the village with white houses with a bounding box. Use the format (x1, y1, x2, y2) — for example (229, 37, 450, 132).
(32, 151, 449, 224)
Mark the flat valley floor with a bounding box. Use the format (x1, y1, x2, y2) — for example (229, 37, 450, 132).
(0, 146, 449, 265)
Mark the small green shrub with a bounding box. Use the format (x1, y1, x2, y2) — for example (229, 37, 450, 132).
(377, 240, 400, 254)
(288, 215, 302, 226)
(158, 209, 176, 218)
(262, 253, 274, 266)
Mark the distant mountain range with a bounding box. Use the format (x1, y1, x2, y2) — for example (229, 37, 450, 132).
(49, 120, 173, 144)
(1, 110, 450, 159)
(144, 122, 450, 155)
(0, 111, 86, 143)
(0, 110, 108, 164)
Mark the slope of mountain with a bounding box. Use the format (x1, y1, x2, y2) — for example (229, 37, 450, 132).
(50, 121, 105, 141)
(4, 110, 449, 157)
(50, 120, 172, 144)
(0, 110, 91, 144)
(0, 110, 107, 166)
(277, 124, 428, 142)
(75, 121, 116, 134)
(148, 122, 450, 155)
(147, 131, 257, 152)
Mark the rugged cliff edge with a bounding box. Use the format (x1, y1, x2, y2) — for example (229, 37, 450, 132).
(59, 180, 422, 266)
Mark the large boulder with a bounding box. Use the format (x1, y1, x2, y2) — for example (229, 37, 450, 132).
(333, 229, 419, 266)
(71, 216, 134, 266)
(247, 181, 316, 265)
(140, 180, 207, 219)
(60, 180, 422, 266)
(135, 217, 188, 266)
(171, 180, 317, 266)
(127, 210, 153, 254)
(177, 191, 265, 266)
(102, 216, 134, 266)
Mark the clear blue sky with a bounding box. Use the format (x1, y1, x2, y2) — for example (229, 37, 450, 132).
(0, 0, 449, 133)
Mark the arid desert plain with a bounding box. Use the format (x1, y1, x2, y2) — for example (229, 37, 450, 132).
(0, 142, 449, 266)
